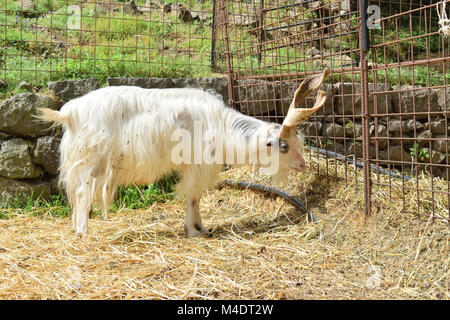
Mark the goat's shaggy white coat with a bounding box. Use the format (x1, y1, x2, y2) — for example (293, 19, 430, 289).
(39, 86, 306, 237)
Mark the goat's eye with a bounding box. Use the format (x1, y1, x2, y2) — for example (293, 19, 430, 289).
(279, 139, 289, 153)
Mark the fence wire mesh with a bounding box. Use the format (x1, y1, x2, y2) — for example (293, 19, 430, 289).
(0, 0, 214, 99)
(0, 0, 448, 220)
(216, 0, 449, 221)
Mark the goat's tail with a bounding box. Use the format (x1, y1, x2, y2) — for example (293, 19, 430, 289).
(36, 108, 70, 128)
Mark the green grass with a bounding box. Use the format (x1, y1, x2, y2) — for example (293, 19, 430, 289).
(0, 0, 214, 98)
(0, 174, 177, 219)
(409, 143, 430, 163)
(1, 0, 448, 99)
(0, 192, 71, 219)
(221, 7, 449, 86)
(112, 173, 177, 212)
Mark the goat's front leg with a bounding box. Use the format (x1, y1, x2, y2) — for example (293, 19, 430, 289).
(184, 196, 212, 237)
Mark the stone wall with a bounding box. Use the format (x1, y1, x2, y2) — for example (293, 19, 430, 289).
(297, 84, 449, 179)
(234, 79, 448, 178)
(0, 79, 101, 204)
(0, 76, 448, 203)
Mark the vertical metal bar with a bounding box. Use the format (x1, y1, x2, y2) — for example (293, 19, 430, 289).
(258, 0, 264, 65)
(211, 0, 217, 71)
(360, 0, 370, 51)
(360, 0, 371, 217)
(220, 0, 236, 110)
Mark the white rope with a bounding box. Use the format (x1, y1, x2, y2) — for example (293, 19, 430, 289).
(437, 0, 450, 37)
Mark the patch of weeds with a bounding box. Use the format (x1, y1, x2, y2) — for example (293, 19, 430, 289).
(409, 143, 430, 177)
(112, 173, 178, 211)
(0, 192, 71, 219)
(409, 143, 430, 163)
(345, 120, 354, 130)
(0, 173, 179, 218)
(306, 138, 317, 147)
(323, 139, 334, 149)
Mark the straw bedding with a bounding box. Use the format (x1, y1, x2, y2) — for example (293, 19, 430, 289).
(0, 157, 448, 299)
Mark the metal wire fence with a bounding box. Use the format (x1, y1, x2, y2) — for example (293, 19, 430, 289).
(216, 0, 449, 221)
(1, 0, 448, 220)
(0, 0, 214, 98)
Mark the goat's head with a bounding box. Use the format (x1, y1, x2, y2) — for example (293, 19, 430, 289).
(266, 68, 331, 184)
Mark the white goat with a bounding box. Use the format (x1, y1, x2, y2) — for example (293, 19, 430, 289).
(38, 69, 330, 237)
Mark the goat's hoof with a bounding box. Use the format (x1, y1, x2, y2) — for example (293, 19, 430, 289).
(76, 232, 84, 238)
(198, 225, 213, 237)
(204, 229, 213, 238)
(185, 226, 213, 238)
(76, 229, 88, 238)
(185, 228, 202, 238)
(203, 228, 213, 237)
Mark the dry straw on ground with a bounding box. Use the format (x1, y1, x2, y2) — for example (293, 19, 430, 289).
(0, 156, 448, 299)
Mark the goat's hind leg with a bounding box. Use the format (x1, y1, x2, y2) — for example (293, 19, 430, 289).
(74, 184, 93, 237)
(101, 168, 115, 219)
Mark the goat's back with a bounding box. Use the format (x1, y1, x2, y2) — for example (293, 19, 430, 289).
(57, 86, 227, 186)
(61, 86, 224, 131)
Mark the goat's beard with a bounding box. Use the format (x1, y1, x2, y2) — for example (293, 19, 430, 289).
(270, 168, 289, 186)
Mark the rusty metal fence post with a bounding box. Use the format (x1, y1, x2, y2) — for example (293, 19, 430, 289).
(211, 0, 217, 71)
(360, 0, 371, 217)
(258, 0, 265, 65)
(219, 0, 236, 110)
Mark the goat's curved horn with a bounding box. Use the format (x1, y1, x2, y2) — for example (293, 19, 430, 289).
(279, 68, 331, 139)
